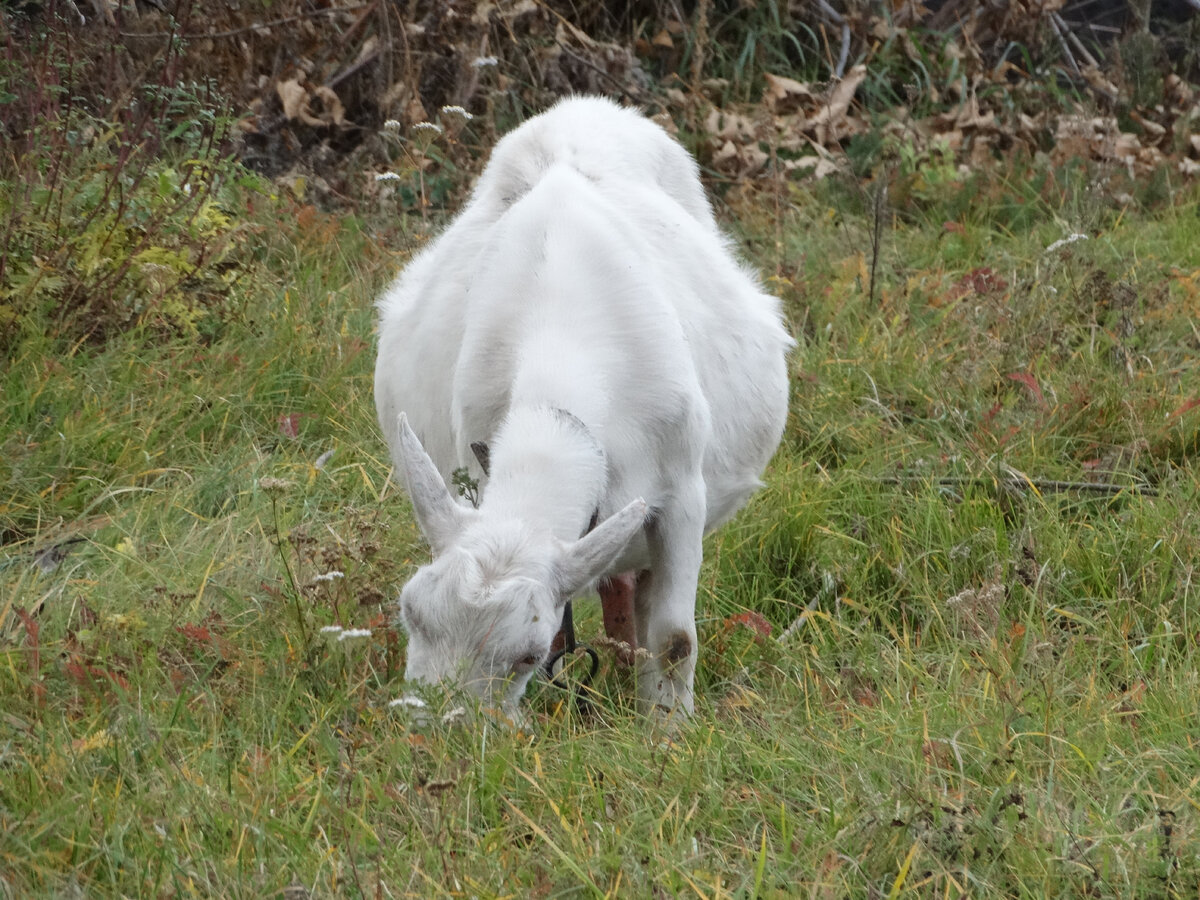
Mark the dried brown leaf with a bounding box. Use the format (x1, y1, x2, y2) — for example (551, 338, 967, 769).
(785, 155, 841, 180)
(810, 64, 866, 144)
(276, 78, 309, 122)
(763, 72, 815, 114)
(704, 108, 757, 142)
(311, 86, 345, 127)
(651, 29, 674, 49)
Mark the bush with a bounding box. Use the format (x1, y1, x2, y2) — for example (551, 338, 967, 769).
(0, 3, 265, 349)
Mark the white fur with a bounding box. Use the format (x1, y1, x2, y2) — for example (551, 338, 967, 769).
(375, 96, 793, 716)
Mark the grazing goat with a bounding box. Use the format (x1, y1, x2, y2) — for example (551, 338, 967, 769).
(375, 96, 793, 718)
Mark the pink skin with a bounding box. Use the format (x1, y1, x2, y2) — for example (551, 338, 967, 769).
(599, 572, 638, 664)
(551, 571, 640, 665)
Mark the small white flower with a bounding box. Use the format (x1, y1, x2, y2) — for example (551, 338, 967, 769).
(375, 171, 401, 182)
(472, 56, 498, 68)
(412, 121, 443, 134)
(441, 706, 467, 725)
(320, 625, 344, 635)
(258, 476, 294, 497)
(1045, 233, 1088, 253)
(313, 570, 344, 583)
(440, 105, 473, 120)
(382, 119, 401, 131)
(389, 696, 427, 709)
(337, 628, 373, 641)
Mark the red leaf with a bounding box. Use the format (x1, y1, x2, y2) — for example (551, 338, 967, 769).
(967, 267, 1008, 294)
(947, 266, 1009, 302)
(278, 413, 304, 439)
(65, 658, 130, 692)
(15, 607, 41, 682)
(14, 606, 39, 648)
(723, 611, 772, 641)
(177, 623, 213, 645)
(64, 660, 89, 685)
(1168, 397, 1200, 420)
(1006, 371, 1047, 408)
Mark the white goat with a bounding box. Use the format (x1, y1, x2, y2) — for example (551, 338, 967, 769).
(374, 96, 793, 717)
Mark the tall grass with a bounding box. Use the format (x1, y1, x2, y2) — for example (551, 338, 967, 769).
(2, 150, 1199, 897)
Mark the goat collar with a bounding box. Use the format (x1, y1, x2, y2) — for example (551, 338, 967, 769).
(543, 505, 602, 705)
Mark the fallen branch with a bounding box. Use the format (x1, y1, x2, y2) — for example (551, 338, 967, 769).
(871, 475, 1157, 497)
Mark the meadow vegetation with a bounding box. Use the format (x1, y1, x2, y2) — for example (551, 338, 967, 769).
(3, 3, 1200, 897)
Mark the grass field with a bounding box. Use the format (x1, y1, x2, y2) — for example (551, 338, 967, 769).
(2, 156, 1199, 897)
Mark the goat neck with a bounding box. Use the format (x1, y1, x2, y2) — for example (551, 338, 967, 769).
(479, 404, 606, 542)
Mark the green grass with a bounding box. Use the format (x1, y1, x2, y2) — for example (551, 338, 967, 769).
(2, 163, 1199, 898)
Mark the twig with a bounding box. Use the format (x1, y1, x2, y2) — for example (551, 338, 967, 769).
(779, 595, 821, 642)
(327, 48, 381, 90)
(814, 0, 851, 78)
(868, 178, 887, 307)
(872, 475, 1157, 497)
(268, 495, 309, 645)
(1054, 12, 1101, 68)
(691, 0, 710, 93)
(1047, 12, 1081, 76)
(120, 5, 370, 40)
(554, 43, 648, 106)
(835, 22, 851, 79)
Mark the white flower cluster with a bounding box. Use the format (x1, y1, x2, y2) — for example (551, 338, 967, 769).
(1045, 233, 1088, 253)
(320, 625, 373, 641)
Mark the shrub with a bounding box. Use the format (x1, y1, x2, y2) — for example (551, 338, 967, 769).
(0, 3, 264, 349)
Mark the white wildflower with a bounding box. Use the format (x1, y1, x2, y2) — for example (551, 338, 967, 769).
(411, 121, 443, 134)
(382, 119, 401, 131)
(389, 696, 427, 709)
(441, 706, 467, 725)
(471, 56, 498, 68)
(440, 105, 473, 120)
(312, 570, 344, 583)
(320, 625, 344, 635)
(1045, 233, 1088, 253)
(258, 477, 294, 497)
(337, 628, 373, 641)
(375, 171, 401, 182)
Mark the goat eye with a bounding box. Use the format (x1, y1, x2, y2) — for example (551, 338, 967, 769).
(514, 653, 539, 671)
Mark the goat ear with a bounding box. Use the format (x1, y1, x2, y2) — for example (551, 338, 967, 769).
(555, 498, 647, 599)
(470, 441, 490, 476)
(396, 413, 471, 554)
